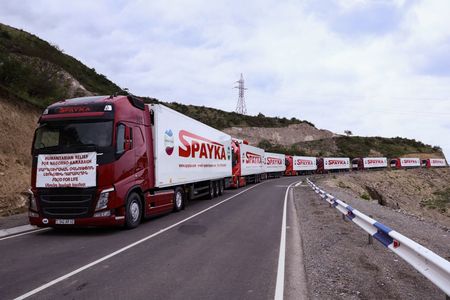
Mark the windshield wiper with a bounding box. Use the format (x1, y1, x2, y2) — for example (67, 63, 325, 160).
(65, 144, 98, 152)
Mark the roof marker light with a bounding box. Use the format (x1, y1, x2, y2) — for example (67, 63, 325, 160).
(104, 105, 113, 111)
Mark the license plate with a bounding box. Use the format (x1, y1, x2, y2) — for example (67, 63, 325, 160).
(55, 219, 75, 225)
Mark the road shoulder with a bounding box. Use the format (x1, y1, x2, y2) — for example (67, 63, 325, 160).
(285, 181, 309, 299)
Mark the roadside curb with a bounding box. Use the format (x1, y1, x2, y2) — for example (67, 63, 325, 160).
(0, 224, 39, 239)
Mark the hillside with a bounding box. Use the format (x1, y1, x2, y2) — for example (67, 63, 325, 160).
(291, 135, 443, 158)
(0, 23, 122, 107)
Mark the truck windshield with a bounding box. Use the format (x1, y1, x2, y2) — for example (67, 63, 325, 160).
(34, 121, 113, 151)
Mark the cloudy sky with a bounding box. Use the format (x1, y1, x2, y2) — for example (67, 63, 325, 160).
(1, 0, 450, 158)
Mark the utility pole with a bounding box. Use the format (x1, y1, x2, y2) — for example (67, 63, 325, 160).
(235, 73, 247, 115)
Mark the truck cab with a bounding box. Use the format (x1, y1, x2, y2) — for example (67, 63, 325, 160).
(29, 95, 162, 228)
(229, 139, 264, 188)
(284, 155, 295, 176)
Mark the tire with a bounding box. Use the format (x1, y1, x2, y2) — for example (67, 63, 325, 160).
(207, 182, 214, 199)
(125, 192, 142, 229)
(214, 181, 220, 197)
(218, 180, 224, 195)
(173, 187, 184, 212)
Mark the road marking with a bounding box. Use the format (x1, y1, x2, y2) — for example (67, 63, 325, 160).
(274, 180, 300, 300)
(0, 228, 50, 241)
(294, 181, 302, 187)
(13, 183, 263, 300)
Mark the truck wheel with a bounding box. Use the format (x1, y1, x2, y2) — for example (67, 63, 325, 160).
(125, 192, 142, 229)
(218, 180, 224, 195)
(214, 181, 220, 197)
(208, 182, 214, 199)
(173, 187, 184, 212)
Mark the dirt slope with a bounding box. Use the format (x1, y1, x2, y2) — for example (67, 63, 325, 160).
(322, 168, 450, 228)
(0, 97, 40, 215)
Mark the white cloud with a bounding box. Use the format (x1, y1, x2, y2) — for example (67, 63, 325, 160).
(0, 0, 449, 158)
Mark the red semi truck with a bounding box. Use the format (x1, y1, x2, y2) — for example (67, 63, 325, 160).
(284, 155, 295, 176)
(389, 157, 420, 169)
(351, 157, 387, 171)
(29, 95, 232, 228)
(230, 139, 265, 188)
(284, 155, 317, 176)
(421, 158, 447, 168)
(316, 157, 350, 174)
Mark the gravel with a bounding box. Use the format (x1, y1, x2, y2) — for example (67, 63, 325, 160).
(292, 179, 449, 300)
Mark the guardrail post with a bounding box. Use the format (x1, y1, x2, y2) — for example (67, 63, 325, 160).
(342, 213, 346, 221)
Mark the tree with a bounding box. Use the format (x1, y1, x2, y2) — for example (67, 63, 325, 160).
(344, 130, 353, 136)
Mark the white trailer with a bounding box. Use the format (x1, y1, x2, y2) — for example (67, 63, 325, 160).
(363, 157, 387, 169)
(293, 156, 317, 172)
(324, 157, 350, 170)
(400, 158, 420, 168)
(264, 152, 286, 178)
(429, 158, 447, 167)
(239, 143, 265, 176)
(150, 104, 232, 192)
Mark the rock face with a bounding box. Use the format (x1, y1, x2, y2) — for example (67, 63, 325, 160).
(223, 123, 337, 146)
(0, 97, 40, 216)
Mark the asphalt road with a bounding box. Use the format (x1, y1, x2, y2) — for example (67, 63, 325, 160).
(0, 176, 303, 300)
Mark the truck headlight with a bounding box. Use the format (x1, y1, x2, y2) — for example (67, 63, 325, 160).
(96, 188, 114, 211)
(28, 189, 37, 211)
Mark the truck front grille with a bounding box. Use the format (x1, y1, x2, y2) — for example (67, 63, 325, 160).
(38, 188, 97, 218)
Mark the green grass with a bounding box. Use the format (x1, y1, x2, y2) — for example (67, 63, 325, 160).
(360, 193, 371, 200)
(420, 188, 450, 213)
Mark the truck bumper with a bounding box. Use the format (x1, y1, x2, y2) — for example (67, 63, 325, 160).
(29, 213, 125, 228)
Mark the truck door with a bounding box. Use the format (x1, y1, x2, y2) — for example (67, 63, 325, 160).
(114, 124, 136, 194)
(133, 126, 146, 179)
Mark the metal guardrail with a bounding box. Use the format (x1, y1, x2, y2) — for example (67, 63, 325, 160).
(306, 178, 450, 296)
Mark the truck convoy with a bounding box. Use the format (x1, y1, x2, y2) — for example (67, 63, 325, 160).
(28, 95, 448, 228)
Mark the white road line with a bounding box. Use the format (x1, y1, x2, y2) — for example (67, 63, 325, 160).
(0, 228, 50, 241)
(274, 180, 300, 300)
(14, 183, 263, 300)
(274, 182, 293, 300)
(294, 181, 302, 187)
